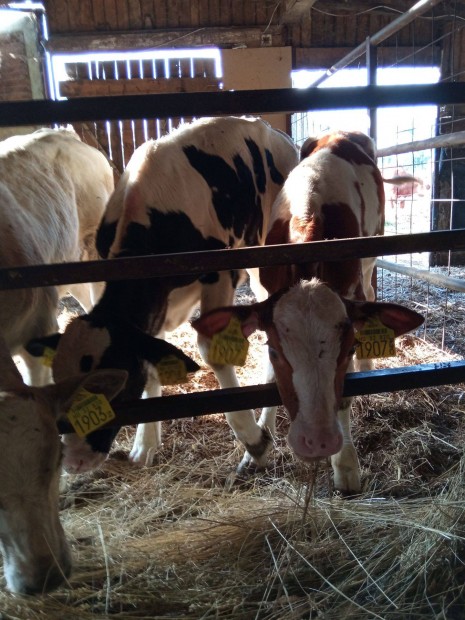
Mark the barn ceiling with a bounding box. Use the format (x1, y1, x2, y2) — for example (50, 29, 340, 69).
(33, 0, 459, 68)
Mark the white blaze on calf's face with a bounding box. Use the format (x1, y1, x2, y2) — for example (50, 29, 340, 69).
(52, 318, 111, 381)
(267, 280, 353, 460)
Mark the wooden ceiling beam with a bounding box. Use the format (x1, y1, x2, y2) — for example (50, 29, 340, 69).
(46, 26, 285, 53)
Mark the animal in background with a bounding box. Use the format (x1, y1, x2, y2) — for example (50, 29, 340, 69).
(0, 127, 114, 385)
(385, 167, 430, 209)
(193, 130, 424, 493)
(27, 116, 299, 473)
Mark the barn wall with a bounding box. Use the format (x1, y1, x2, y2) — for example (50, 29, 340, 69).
(44, 1, 279, 34)
(0, 10, 45, 139)
(43, 0, 443, 65)
(221, 47, 292, 133)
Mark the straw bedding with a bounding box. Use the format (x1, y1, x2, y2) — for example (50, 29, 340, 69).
(1, 272, 465, 619)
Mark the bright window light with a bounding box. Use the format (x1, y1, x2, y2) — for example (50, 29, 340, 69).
(50, 48, 222, 101)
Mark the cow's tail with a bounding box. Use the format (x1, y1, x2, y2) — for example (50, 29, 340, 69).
(382, 174, 422, 186)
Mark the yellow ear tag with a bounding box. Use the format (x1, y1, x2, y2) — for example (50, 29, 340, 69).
(355, 316, 396, 360)
(208, 316, 249, 366)
(42, 346, 56, 368)
(156, 355, 188, 385)
(67, 389, 116, 438)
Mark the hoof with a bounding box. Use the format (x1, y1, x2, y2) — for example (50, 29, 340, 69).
(333, 488, 362, 499)
(237, 427, 273, 473)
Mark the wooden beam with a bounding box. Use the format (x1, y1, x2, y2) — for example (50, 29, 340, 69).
(378, 130, 465, 158)
(60, 77, 221, 98)
(46, 26, 285, 52)
(280, 0, 317, 24)
(2, 82, 464, 127)
(308, 0, 441, 15)
(377, 259, 465, 293)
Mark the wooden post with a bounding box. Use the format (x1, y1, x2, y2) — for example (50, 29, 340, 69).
(432, 23, 465, 266)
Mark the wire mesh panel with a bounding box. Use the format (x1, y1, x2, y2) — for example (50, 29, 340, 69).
(290, 5, 465, 360)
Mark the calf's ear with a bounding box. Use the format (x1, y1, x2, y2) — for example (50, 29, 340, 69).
(132, 331, 200, 373)
(345, 300, 424, 337)
(192, 306, 260, 339)
(300, 136, 319, 160)
(42, 369, 129, 417)
(25, 333, 62, 357)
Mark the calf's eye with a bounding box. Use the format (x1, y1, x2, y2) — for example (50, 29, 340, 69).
(80, 355, 94, 373)
(268, 347, 279, 361)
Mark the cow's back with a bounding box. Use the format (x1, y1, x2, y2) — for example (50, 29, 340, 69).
(0, 128, 113, 264)
(263, 131, 385, 299)
(97, 116, 298, 259)
(0, 128, 114, 356)
(273, 132, 384, 239)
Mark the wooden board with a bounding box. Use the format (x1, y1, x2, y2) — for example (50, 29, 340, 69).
(60, 77, 221, 97)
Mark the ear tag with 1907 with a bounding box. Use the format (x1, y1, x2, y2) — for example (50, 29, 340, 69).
(355, 316, 396, 359)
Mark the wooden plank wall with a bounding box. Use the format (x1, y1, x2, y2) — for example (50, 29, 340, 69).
(65, 55, 219, 173)
(44, 1, 276, 33)
(44, 1, 439, 50)
(42, 0, 446, 172)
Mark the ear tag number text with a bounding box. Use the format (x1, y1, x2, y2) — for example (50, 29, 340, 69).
(355, 316, 396, 360)
(156, 356, 188, 385)
(208, 316, 249, 366)
(67, 389, 116, 437)
(42, 346, 56, 368)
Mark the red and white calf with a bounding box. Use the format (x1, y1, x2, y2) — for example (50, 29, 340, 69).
(0, 127, 114, 385)
(0, 334, 127, 594)
(193, 131, 424, 492)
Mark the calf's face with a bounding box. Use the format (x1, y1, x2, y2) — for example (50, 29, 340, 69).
(192, 279, 424, 462)
(26, 315, 200, 473)
(0, 350, 127, 594)
(264, 282, 356, 459)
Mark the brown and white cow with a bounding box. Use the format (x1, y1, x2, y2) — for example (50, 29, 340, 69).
(27, 116, 299, 472)
(0, 127, 114, 385)
(0, 333, 127, 594)
(193, 130, 424, 492)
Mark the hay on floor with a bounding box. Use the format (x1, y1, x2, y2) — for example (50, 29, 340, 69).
(2, 278, 465, 618)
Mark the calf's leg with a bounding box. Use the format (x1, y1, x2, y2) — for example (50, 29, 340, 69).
(330, 399, 361, 493)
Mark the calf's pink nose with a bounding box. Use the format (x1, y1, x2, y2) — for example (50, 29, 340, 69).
(289, 428, 343, 460)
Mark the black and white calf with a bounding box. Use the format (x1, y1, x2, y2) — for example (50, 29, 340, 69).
(28, 116, 299, 472)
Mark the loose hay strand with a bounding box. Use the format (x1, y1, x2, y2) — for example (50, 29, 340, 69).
(269, 519, 386, 620)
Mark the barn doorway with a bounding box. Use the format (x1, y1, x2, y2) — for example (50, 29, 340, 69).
(291, 66, 440, 267)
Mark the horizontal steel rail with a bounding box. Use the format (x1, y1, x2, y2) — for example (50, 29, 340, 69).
(57, 360, 465, 433)
(1, 83, 465, 127)
(1, 229, 465, 290)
